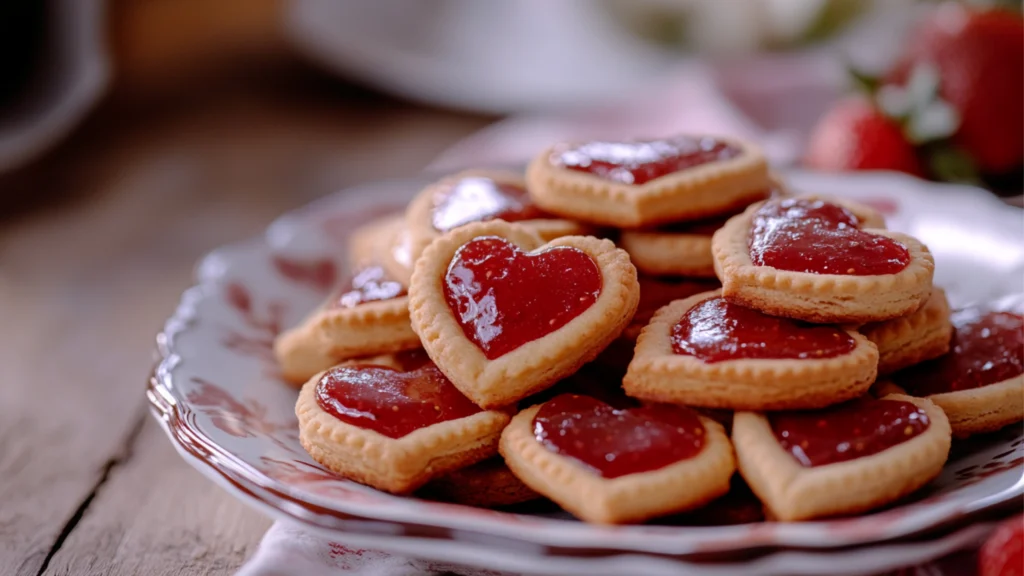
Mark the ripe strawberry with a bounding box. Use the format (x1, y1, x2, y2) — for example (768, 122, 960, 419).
(804, 97, 924, 177)
(892, 3, 1024, 173)
(979, 514, 1024, 576)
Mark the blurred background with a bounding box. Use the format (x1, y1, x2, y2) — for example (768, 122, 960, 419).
(0, 0, 1021, 216)
(0, 2, 1020, 573)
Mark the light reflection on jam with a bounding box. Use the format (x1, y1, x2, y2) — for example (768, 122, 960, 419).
(533, 394, 706, 478)
(770, 398, 930, 467)
(671, 297, 856, 363)
(315, 359, 481, 439)
(554, 136, 741, 185)
(432, 177, 546, 232)
(332, 266, 406, 308)
(748, 198, 910, 275)
(893, 306, 1024, 395)
(443, 237, 601, 359)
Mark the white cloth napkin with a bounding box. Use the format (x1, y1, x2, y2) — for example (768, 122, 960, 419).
(236, 522, 517, 576)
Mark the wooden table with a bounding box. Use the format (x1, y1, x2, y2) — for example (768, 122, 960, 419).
(0, 59, 490, 575)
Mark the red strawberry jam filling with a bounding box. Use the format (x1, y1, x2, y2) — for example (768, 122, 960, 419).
(893, 306, 1024, 396)
(553, 136, 741, 186)
(533, 394, 706, 478)
(443, 237, 602, 359)
(432, 177, 547, 232)
(633, 276, 721, 329)
(671, 297, 856, 363)
(770, 398, 930, 467)
(315, 357, 481, 438)
(748, 198, 910, 275)
(331, 266, 406, 308)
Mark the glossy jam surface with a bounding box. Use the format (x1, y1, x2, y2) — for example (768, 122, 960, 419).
(432, 177, 546, 232)
(331, 266, 406, 308)
(748, 198, 911, 275)
(443, 237, 602, 359)
(533, 394, 706, 479)
(671, 297, 856, 363)
(633, 276, 720, 328)
(770, 398, 930, 467)
(315, 358, 481, 439)
(554, 136, 741, 185)
(893, 307, 1024, 395)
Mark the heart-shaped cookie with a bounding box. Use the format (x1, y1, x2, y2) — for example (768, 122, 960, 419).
(859, 287, 953, 376)
(419, 457, 540, 508)
(296, 351, 512, 493)
(500, 394, 735, 524)
(732, 394, 951, 521)
(403, 170, 589, 268)
(408, 220, 639, 408)
(884, 300, 1024, 437)
(712, 196, 935, 323)
(624, 289, 878, 410)
(527, 135, 770, 228)
(275, 215, 420, 384)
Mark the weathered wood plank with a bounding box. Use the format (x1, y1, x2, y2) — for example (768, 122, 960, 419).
(0, 62, 486, 576)
(41, 421, 272, 576)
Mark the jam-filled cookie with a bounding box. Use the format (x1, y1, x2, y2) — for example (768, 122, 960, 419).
(622, 276, 721, 341)
(624, 290, 878, 410)
(619, 209, 746, 278)
(419, 457, 539, 507)
(885, 300, 1023, 437)
(713, 196, 935, 324)
(859, 288, 952, 375)
(618, 178, 787, 278)
(295, 351, 512, 494)
(526, 135, 769, 228)
(500, 394, 735, 524)
(732, 394, 951, 521)
(408, 220, 639, 408)
(403, 170, 589, 267)
(275, 216, 419, 384)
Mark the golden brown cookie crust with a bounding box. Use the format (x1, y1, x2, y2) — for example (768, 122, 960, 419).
(732, 394, 951, 522)
(404, 169, 590, 269)
(624, 290, 879, 410)
(619, 229, 716, 277)
(877, 378, 1024, 438)
(526, 136, 770, 228)
(295, 361, 512, 494)
(274, 216, 419, 385)
(408, 220, 639, 409)
(712, 196, 934, 324)
(499, 403, 735, 524)
(419, 458, 540, 507)
(859, 288, 952, 375)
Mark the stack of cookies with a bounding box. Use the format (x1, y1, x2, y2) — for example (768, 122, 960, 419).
(274, 135, 1024, 525)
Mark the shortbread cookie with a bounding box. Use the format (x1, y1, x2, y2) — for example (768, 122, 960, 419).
(420, 457, 539, 507)
(860, 288, 952, 375)
(381, 225, 415, 286)
(275, 218, 420, 385)
(404, 170, 590, 267)
(713, 196, 935, 323)
(624, 290, 878, 410)
(500, 394, 735, 524)
(619, 210, 741, 278)
(408, 220, 639, 408)
(295, 351, 511, 494)
(526, 135, 770, 228)
(624, 275, 721, 341)
(887, 302, 1023, 437)
(733, 394, 951, 521)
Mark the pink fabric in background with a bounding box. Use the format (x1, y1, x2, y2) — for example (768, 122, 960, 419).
(429, 58, 843, 173)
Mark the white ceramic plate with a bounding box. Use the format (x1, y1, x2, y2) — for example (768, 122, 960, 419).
(151, 170, 1023, 574)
